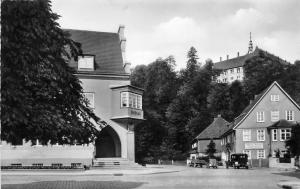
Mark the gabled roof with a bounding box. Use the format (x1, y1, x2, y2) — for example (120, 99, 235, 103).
(213, 47, 289, 70)
(64, 29, 126, 75)
(195, 116, 230, 140)
(233, 81, 300, 130)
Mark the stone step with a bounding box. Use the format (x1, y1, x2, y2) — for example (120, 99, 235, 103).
(91, 158, 143, 169)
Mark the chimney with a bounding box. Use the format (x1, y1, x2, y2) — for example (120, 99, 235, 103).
(249, 100, 253, 104)
(227, 55, 229, 60)
(123, 62, 131, 74)
(254, 95, 258, 99)
(118, 25, 125, 41)
(118, 25, 127, 66)
(237, 52, 240, 57)
(214, 114, 221, 121)
(220, 57, 222, 61)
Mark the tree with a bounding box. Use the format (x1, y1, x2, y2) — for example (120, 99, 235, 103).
(1, 0, 101, 144)
(228, 81, 249, 120)
(131, 56, 179, 162)
(244, 50, 287, 99)
(183, 47, 199, 83)
(279, 61, 300, 105)
(286, 124, 300, 157)
(207, 83, 231, 120)
(206, 139, 216, 158)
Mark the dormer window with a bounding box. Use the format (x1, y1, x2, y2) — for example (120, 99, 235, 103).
(78, 55, 94, 70)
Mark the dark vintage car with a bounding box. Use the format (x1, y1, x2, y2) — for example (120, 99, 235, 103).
(226, 153, 249, 169)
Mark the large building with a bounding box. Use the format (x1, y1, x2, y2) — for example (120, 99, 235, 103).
(220, 81, 300, 167)
(1, 26, 144, 168)
(213, 34, 289, 84)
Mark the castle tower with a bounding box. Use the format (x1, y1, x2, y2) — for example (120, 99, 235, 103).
(248, 32, 253, 54)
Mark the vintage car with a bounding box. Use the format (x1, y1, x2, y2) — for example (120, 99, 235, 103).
(226, 153, 249, 169)
(189, 159, 207, 168)
(207, 158, 218, 168)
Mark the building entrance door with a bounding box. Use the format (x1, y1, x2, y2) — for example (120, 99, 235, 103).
(95, 126, 121, 158)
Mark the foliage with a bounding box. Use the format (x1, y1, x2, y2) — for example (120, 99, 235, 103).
(286, 124, 300, 157)
(1, 0, 100, 144)
(206, 139, 217, 158)
(131, 56, 179, 162)
(244, 50, 287, 99)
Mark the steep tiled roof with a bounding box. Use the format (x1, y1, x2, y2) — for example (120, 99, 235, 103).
(213, 48, 259, 70)
(195, 116, 230, 140)
(213, 47, 289, 70)
(65, 29, 126, 75)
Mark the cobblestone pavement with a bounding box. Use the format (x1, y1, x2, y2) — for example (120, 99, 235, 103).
(2, 166, 300, 189)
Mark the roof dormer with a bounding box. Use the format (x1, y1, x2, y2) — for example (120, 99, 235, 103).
(78, 55, 95, 71)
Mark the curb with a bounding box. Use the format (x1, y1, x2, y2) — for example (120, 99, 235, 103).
(1, 169, 182, 176)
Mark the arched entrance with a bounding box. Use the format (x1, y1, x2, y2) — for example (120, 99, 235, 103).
(95, 126, 121, 158)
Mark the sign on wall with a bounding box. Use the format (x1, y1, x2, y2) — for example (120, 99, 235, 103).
(245, 143, 263, 149)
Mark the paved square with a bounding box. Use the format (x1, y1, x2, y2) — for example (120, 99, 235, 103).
(2, 166, 300, 189)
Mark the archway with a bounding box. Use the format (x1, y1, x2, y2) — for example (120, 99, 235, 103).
(95, 126, 121, 158)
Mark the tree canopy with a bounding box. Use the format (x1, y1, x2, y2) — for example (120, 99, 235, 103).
(286, 124, 300, 157)
(1, 0, 100, 144)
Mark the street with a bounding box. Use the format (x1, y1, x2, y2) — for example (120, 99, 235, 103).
(2, 166, 300, 189)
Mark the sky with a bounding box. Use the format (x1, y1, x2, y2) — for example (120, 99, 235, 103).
(52, 0, 300, 70)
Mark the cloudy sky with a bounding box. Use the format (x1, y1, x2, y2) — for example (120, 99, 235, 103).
(52, 0, 300, 70)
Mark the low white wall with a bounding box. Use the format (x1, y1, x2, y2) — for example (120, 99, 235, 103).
(1, 142, 94, 166)
(269, 157, 296, 169)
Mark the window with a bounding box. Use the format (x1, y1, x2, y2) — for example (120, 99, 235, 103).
(237, 76, 240, 79)
(223, 78, 227, 82)
(121, 92, 142, 110)
(243, 129, 251, 141)
(224, 71, 227, 75)
(121, 92, 129, 107)
(257, 129, 265, 141)
(230, 77, 234, 80)
(272, 129, 278, 141)
(256, 112, 265, 122)
(286, 110, 294, 121)
(83, 92, 95, 108)
(280, 129, 291, 141)
(78, 55, 94, 70)
(227, 136, 231, 143)
(271, 111, 279, 122)
(257, 150, 265, 159)
(243, 150, 251, 159)
(271, 95, 279, 102)
(230, 69, 234, 73)
(237, 67, 241, 73)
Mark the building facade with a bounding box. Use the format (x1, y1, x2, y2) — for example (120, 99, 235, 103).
(1, 26, 144, 168)
(221, 81, 300, 167)
(190, 115, 230, 159)
(213, 34, 289, 84)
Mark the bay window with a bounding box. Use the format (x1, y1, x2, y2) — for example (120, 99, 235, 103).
(121, 92, 142, 109)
